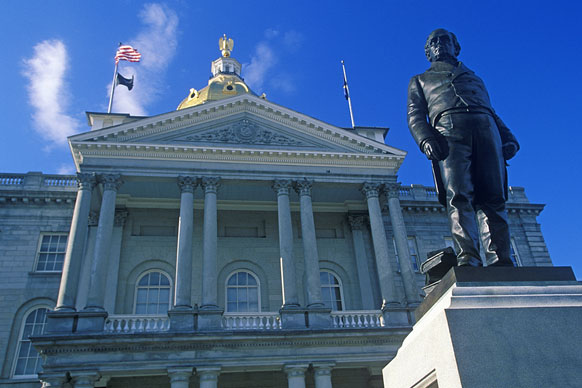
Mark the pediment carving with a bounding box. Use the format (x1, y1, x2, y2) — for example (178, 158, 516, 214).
(172, 119, 311, 147)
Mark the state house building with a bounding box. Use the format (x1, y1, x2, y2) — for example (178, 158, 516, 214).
(0, 39, 551, 388)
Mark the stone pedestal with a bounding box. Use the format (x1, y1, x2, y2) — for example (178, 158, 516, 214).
(197, 307, 224, 330)
(280, 307, 307, 329)
(383, 266, 582, 388)
(168, 308, 197, 332)
(305, 307, 332, 328)
(76, 310, 108, 333)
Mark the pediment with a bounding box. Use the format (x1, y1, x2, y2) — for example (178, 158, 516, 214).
(71, 94, 405, 157)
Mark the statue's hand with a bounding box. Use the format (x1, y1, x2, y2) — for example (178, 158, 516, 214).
(502, 142, 518, 160)
(422, 138, 448, 161)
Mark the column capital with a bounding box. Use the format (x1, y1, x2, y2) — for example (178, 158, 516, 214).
(348, 215, 366, 230)
(273, 179, 293, 195)
(99, 174, 123, 191)
(177, 176, 197, 193)
(72, 371, 100, 388)
(283, 363, 309, 376)
(77, 172, 97, 190)
(384, 182, 402, 199)
(114, 209, 129, 227)
(168, 367, 194, 382)
(201, 176, 220, 193)
(197, 366, 221, 382)
(294, 179, 313, 196)
(361, 182, 382, 199)
(312, 362, 335, 375)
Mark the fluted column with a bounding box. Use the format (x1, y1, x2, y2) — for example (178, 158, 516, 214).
(85, 174, 122, 311)
(56, 173, 96, 311)
(295, 180, 323, 308)
(197, 367, 221, 388)
(174, 176, 196, 309)
(273, 180, 299, 308)
(201, 177, 220, 308)
(361, 182, 400, 308)
(348, 215, 375, 309)
(313, 363, 334, 388)
(284, 364, 308, 388)
(386, 183, 420, 304)
(168, 367, 193, 388)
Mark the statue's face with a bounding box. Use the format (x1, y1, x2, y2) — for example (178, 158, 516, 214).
(427, 31, 456, 62)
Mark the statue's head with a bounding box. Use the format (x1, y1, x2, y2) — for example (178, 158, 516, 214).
(424, 28, 461, 63)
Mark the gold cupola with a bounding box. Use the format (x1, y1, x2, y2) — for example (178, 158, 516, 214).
(177, 34, 257, 110)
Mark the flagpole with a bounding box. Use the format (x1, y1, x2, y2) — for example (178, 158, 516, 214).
(341, 60, 356, 128)
(107, 61, 118, 114)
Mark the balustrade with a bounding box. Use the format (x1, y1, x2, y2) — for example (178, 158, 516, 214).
(104, 315, 170, 333)
(331, 310, 384, 328)
(222, 313, 281, 330)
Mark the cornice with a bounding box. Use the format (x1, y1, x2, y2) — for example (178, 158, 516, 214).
(0, 191, 76, 206)
(71, 142, 403, 170)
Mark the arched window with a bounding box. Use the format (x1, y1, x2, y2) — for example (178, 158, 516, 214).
(320, 271, 344, 311)
(13, 307, 48, 377)
(134, 271, 172, 315)
(226, 271, 260, 312)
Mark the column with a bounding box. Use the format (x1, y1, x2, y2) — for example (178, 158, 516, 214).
(169, 176, 197, 331)
(273, 180, 300, 308)
(361, 183, 400, 308)
(197, 366, 221, 388)
(201, 177, 220, 308)
(168, 367, 193, 388)
(295, 180, 323, 308)
(386, 183, 421, 304)
(284, 364, 308, 388)
(174, 176, 196, 309)
(104, 209, 128, 312)
(198, 177, 224, 329)
(84, 174, 123, 311)
(348, 215, 375, 309)
(313, 363, 334, 388)
(56, 173, 96, 311)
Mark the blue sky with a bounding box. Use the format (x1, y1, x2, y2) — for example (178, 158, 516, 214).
(1, 1, 581, 277)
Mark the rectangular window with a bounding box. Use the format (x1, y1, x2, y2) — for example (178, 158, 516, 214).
(393, 236, 420, 272)
(35, 234, 67, 272)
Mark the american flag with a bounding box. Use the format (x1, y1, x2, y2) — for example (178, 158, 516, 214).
(115, 45, 141, 64)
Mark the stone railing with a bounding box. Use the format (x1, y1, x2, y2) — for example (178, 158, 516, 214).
(43, 175, 77, 187)
(222, 312, 281, 330)
(0, 174, 24, 186)
(104, 315, 170, 333)
(0, 172, 77, 191)
(331, 310, 384, 329)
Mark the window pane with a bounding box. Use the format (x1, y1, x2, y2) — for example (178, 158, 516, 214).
(238, 288, 248, 302)
(227, 275, 237, 285)
(135, 303, 147, 314)
(136, 289, 147, 303)
(159, 289, 170, 304)
(237, 272, 247, 285)
(320, 271, 329, 284)
(150, 272, 160, 285)
(160, 274, 170, 286)
(14, 308, 47, 376)
(138, 275, 149, 286)
(148, 289, 159, 304)
(227, 288, 236, 302)
(248, 275, 257, 286)
(249, 288, 258, 304)
(227, 302, 237, 312)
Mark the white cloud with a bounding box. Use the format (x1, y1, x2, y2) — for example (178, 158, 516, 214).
(243, 29, 303, 95)
(244, 43, 277, 92)
(22, 40, 80, 146)
(56, 163, 76, 175)
(111, 3, 179, 115)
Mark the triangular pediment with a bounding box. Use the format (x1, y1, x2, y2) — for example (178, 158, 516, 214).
(71, 94, 405, 157)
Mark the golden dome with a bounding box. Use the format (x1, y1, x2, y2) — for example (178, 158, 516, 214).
(177, 35, 257, 110)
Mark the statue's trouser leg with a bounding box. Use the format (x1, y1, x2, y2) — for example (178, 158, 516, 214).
(437, 114, 481, 266)
(472, 115, 513, 266)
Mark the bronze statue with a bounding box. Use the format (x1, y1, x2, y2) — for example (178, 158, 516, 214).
(407, 28, 519, 267)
